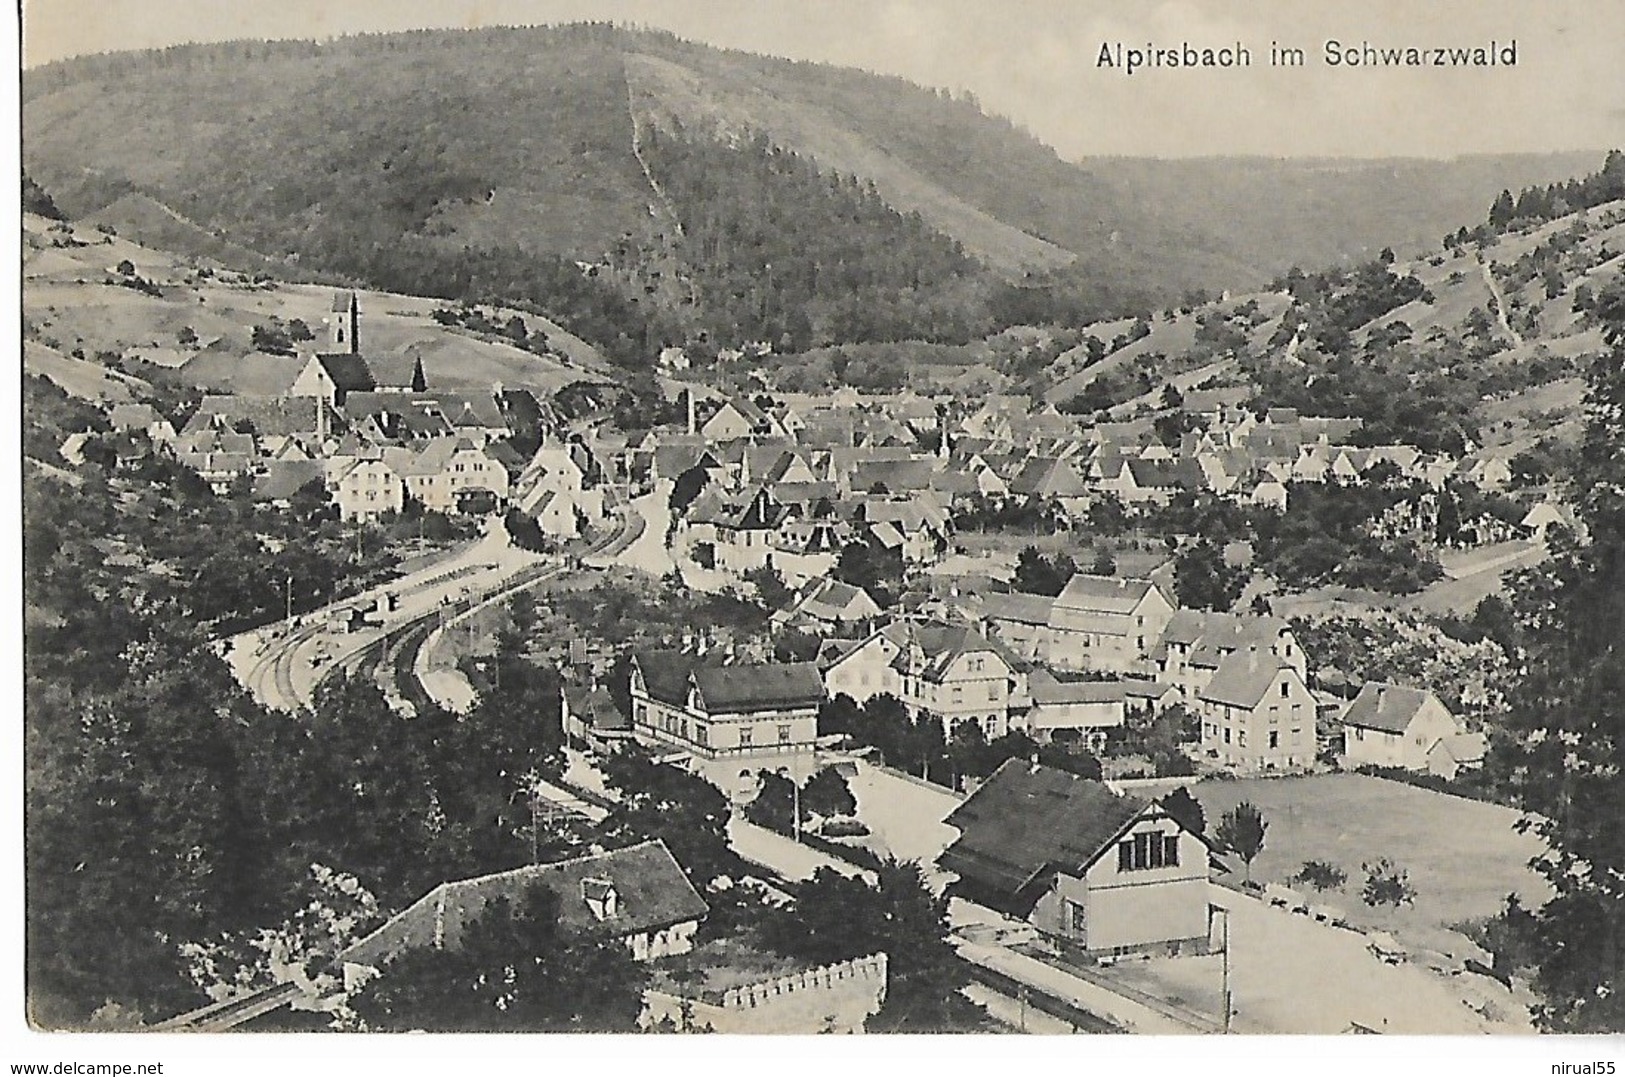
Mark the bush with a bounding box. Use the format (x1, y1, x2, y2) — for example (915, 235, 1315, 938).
(819, 818, 871, 839)
(1291, 859, 1347, 892)
(1361, 857, 1417, 907)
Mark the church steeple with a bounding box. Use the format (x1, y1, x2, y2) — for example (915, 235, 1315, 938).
(328, 291, 360, 354)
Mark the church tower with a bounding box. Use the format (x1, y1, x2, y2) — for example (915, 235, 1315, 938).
(328, 291, 360, 354)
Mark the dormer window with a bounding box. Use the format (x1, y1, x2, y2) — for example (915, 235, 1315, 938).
(582, 877, 619, 921)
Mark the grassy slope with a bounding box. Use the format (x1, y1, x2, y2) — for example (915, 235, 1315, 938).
(21, 214, 616, 395)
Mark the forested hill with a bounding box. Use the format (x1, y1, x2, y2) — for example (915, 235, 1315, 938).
(20, 23, 1609, 361)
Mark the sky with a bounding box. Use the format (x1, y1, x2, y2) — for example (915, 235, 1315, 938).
(18, 0, 1625, 159)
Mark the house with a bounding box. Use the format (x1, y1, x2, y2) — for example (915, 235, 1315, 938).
(894, 623, 1023, 740)
(251, 460, 325, 509)
(1426, 732, 1488, 780)
(381, 437, 509, 514)
(1196, 646, 1316, 773)
(561, 683, 635, 753)
(1341, 682, 1467, 773)
(1154, 610, 1305, 704)
(939, 760, 1211, 957)
(701, 396, 788, 442)
(529, 490, 581, 540)
(774, 577, 882, 633)
(329, 456, 405, 520)
(108, 402, 177, 445)
(1046, 575, 1176, 675)
(819, 627, 908, 706)
(979, 591, 1056, 662)
(629, 651, 825, 796)
(1023, 669, 1129, 750)
(340, 840, 709, 978)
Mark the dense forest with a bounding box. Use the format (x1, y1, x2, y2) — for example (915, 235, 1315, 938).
(1476, 150, 1625, 236)
(635, 129, 988, 348)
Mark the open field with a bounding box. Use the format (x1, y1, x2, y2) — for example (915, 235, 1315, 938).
(1191, 773, 1550, 958)
(23, 214, 621, 397)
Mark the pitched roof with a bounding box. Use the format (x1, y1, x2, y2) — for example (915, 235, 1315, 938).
(693, 662, 825, 713)
(314, 353, 377, 394)
(251, 460, 324, 502)
(1198, 648, 1295, 709)
(981, 591, 1055, 627)
(940, 760, 1148, 914)
(564, 685, 631, 733)
(1341, 682, 1442, 735)
(1027, 668, 1130, 706)
(341, 840, 708, 969)
(332, 290, 358, 312)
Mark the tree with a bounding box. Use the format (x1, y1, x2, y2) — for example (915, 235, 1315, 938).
(115, 258, 135, 276)
(833, 535, 904, 608)
(597, 747, 737, 887)
(1360, 857, 1417, 907)
(1090, 547, 1117, 576)
(177, 326, 198, 347)
(744, 769, 799, 834)
(1215, 802, 1268, 884)
(742, 563, 791, 611)
(1012, 546, 1076, 596)
(1174, 539, 1244, 612)
(352, 887, 647, 1032)
(286, 318, 314, 342)
(802, 767, 856, 821)
(1492, 298, 1625, 1031)
(762, 862, 990, 1032)
(668, 465, 710, 517)
(1157, 786, 1206, 838)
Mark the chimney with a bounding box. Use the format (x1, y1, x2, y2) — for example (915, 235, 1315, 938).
(1247, 644, 1261, 672)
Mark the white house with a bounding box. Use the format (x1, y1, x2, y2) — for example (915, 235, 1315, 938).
(940, 761, 1211, 957)
(1341, 682, 1468, 773)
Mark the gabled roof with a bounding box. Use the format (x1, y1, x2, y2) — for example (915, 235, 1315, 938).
(332, 289, 358, 312)
(251, 460, 324, 502)
(940, 760, 1149, 914)
(340, 840, 708, 969)
(564, 685, 630, 733)
(981, 591, 1056, 627)
(313, 353, 376, 394)
(1052, 574, 1159, 620)
(1342, 682, 1445, 735)
(693, 662, 825, 713)
(1198, 648, 1296, 710)
(1027, 668, 1129, 706)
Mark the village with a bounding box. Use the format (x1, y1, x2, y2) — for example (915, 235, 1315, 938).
(51, 273, 1565, 1036)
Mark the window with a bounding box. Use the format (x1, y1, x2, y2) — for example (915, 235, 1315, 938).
(1269, 730, 1279, 749)
(694, 725, 708, 747)
(988, 683, 1000, 701)
(1224, 727, 1231, 744)
(739, 727, 753, 747)
(778, 724, 792, 744)
(1119, 830, 1174, 872)
(1280, 681, 1290, 698)
(1069, 901, 1087, 934)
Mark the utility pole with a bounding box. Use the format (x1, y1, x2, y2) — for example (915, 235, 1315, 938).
(285, 574, 294, 627)
(1220, 906, 1233, 1034)
(792, 773, 801, 844)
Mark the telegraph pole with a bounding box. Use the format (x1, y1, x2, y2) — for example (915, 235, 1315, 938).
(1220, 906, 1233, 1034)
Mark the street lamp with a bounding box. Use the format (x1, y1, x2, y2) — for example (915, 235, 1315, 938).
(285, 574, 294, 628)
